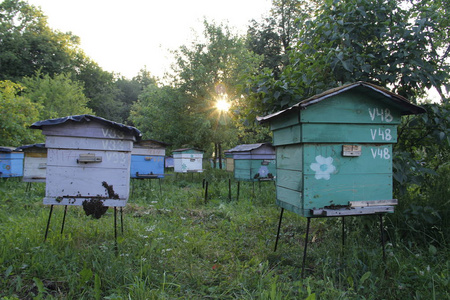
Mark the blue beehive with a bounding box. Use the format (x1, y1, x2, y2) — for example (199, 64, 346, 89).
(131, 139, 169, 178)
(0, 147, 24, 178)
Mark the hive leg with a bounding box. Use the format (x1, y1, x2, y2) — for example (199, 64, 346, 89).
(379, 214, 386, 261)
(301, 217, 311, 279)
(60, 205, 68, 234)
(274, 208, 285, 252)
(44, 205, 54, 242)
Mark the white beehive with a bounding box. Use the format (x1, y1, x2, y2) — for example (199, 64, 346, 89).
(172, 148, 204, 173)
(16, 143, 47, 182)
(31, 115, 141, 210)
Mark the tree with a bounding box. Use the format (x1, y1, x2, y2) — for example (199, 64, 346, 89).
(244, 0, 449, 119)
(73, 57, 124, 122)
(246, 0, 317, 78)
(116, 68, 158, 124)
(0, 80, 42, 146)
(168, 20, 262, 153)
(0, 0, 80, 81)
(129, 84, 195, 148)
(21, 71, 92, 120)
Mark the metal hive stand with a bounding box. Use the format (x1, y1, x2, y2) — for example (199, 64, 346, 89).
(274, 200, 397, 278)
(44, 205, 124, 246)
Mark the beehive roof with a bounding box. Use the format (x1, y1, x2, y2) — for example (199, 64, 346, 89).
(134, 139, 170, 147)
(15, 143, 46, 151)
(226, 143, 273, 153)
(257, 81, 426, 123)
(172, 148, 204, 153)
(30, 115, 142, 140)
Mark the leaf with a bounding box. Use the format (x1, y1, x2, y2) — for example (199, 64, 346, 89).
(33, 277, 46, 298)
(360, 271, 371, 285)
(94, 273, 102, 300)
(428, 244, 437, 255)
(305, 293, 316, 300)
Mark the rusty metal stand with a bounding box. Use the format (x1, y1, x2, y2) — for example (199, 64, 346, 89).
(380, 214, 386, 261)
(44, 205, 54, 241)
(228, 179, 231, 201)
(274, 208, 284, 252)
(204, 181, 209, 204)
(120, 207, 124, 234)
(237, 181, 240, 201)
(60, 205, 68, 234)
(301, 218, 311, 279)
(114, 207, 118, 251)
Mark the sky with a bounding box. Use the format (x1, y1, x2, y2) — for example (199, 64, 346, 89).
(27, 0, 273, 79)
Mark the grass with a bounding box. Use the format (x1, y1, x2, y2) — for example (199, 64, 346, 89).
(0, 170, 448, 299)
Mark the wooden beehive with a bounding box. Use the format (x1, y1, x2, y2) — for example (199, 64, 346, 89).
(0, 147, 24, 178)
(226, 143, 276, 182)
(16, 143, 47, 182)
(257, 82, 425, 217)
(30, 115, 141, 207)
(131, 139, 169, 178)
(224, 151, 234, 172)
(165, 156, 174, 169)
(209, 158, 226, 169)
(172, 148, 204, 173)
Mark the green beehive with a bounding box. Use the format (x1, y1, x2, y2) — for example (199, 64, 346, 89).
(258, 82, 425, 217)
(226, 143, 276, 182)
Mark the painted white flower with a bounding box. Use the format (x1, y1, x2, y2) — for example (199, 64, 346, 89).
(310, 155, 336, 180)
(258, 166, 269, 177)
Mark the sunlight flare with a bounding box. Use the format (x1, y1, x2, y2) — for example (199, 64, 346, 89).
(216, 98, 231, 112)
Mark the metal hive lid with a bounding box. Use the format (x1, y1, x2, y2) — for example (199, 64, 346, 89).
(226, 143, 273, 153)
(30, 114, 142, 141)
(257, 81, 426, 123)
(15, 143, 46, 151)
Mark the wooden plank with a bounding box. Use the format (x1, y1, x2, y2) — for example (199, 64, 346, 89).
(226, 158, 234, 172)
(276, 144, 303, 171)
(43, 197, 127, 207)
(303, 144, 393, 175)
(41, 122, 136, 141)
(273, 125, 301, 146)
(23, 156, 47, 180)
(277, 186, 303, 209)
(312, 206, 395, 216)
(46, 166, 130, 199)
(303, 173, 393, 209)
(25, 152, 47, 158)
(276, 200, 305, 216)
(131, 148, 165, 156)
(301, 123, 398, 143)
(300, 91, 402, 124)
(173, 157, 203, 172)
(269, 110, 299, 130)
(45, 136, 133, 151)
(350, 199, 398, 207)
(276, 169, 302, 191)
(47, 149, 130, 169)
(130, 155, 164, 178)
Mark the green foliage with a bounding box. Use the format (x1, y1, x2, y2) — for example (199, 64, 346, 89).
(245, 0, 450, 118)
(0, 80, 42, 146)
(131, 20, 263, 152)
(0, 172, 448, 299)
(21, 71, 92, 120)
(0, 0, 81, 81)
